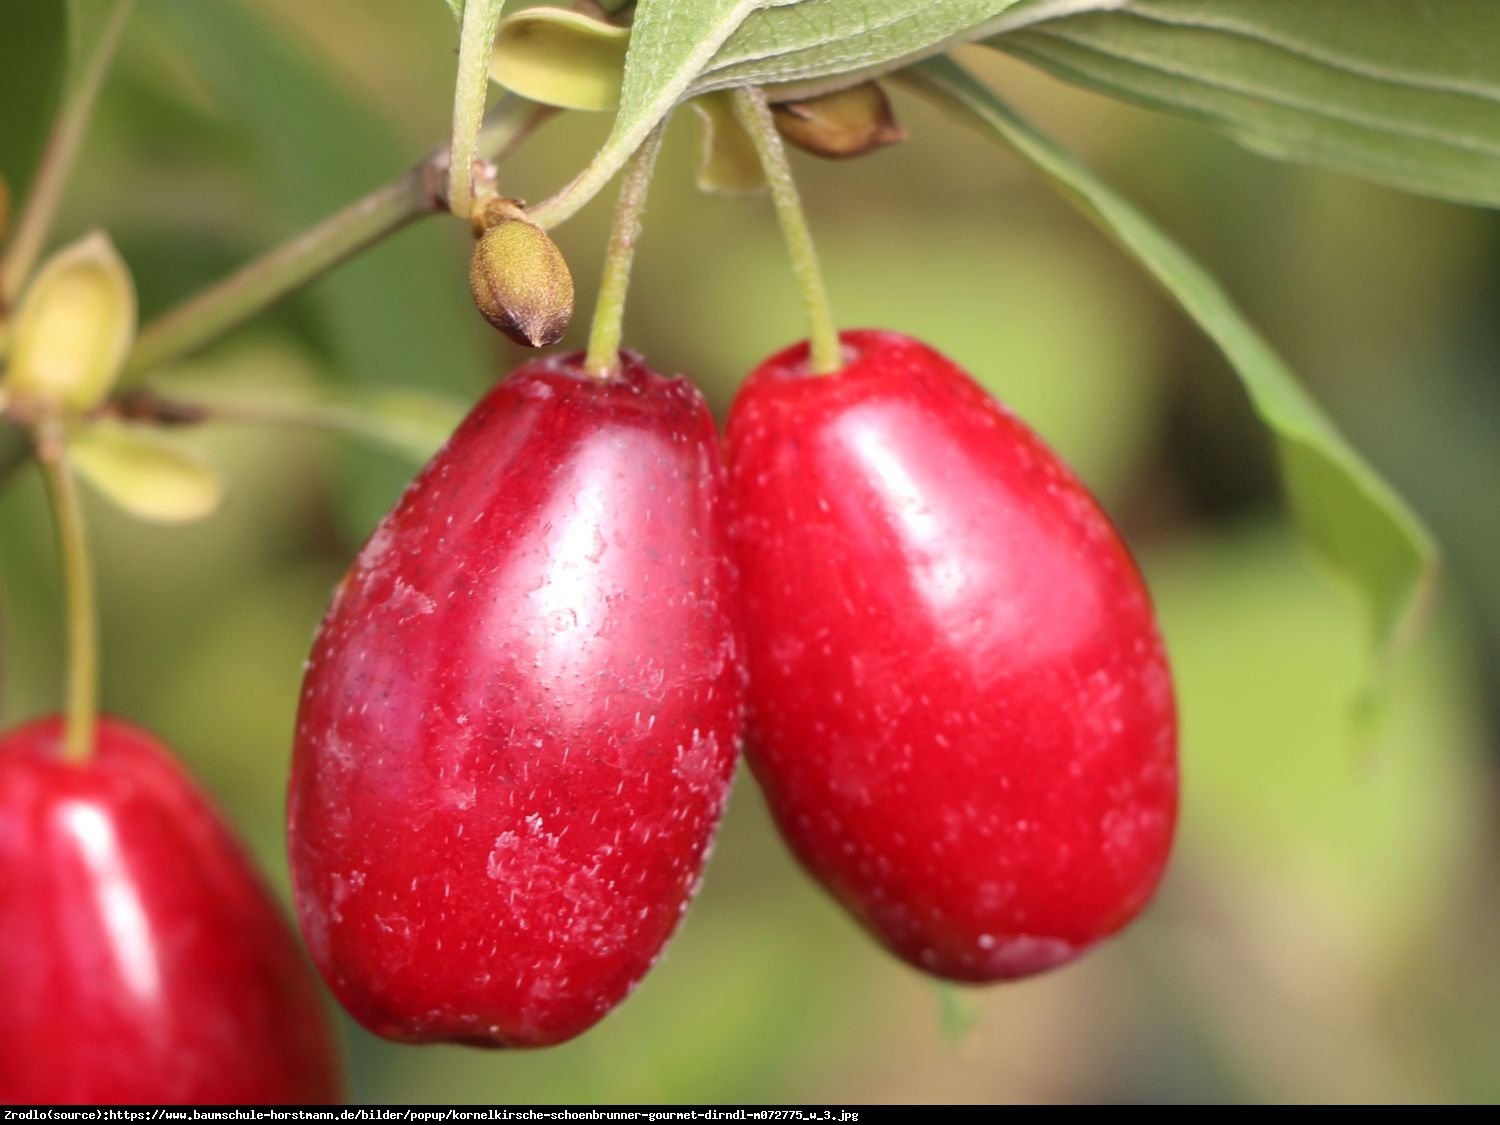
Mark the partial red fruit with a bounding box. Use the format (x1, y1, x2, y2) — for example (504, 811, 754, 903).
(0, 717, 341, 1104)
(289, 351, 743, 1047)
(726, 329, 1177, 982)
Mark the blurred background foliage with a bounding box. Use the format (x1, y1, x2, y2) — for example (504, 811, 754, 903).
(2, 0, 1499, 1104)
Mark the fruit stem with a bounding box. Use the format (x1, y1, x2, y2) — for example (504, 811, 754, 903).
(583, 123, 668, 380)
(731, 87, 842, 376)
(0, 0, 135, 304)
(36, 423, 99, 764)
(122, 95, 550, 382)
(447, 0, 509, 221)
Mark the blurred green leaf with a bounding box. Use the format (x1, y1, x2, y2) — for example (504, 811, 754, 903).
(906, 57, 1437, 677)
(154, 0, 480, 390)
(153, 0, 486, 532)
(70, 420, 224, 524)
(0, 0, 68, 202)
(1152, 528, 1482, 965)
(994, 0, 1500, 209)
(491, 7, 629, 111)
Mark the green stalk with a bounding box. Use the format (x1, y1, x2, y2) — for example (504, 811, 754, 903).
(122, 95, 547, 382)
(37, 430, 99, 764)
(124, 175, 426, 381)
(448, 0, 510, 220)
(731, 87, 842, 375)
(583, 124, 668, 379)
(1, 0, 135, 303)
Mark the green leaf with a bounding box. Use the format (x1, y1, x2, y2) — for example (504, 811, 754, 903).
(491, 7, 630, 111)
(695, 1, 1031, 99)
(6, 231, 137, 412)
(503, 2, 1042, 119)
(532, 1, 1500, 217)
(537, 0, 763, 223)
(993, 0, 1500, 209)
(0, 0, 69, 201)
(532, 2, 1035, 223)
(903, 57, 1436, 678)
(69, 421, 224, 524)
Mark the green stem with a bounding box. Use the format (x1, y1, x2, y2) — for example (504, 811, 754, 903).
(1, 0, 135, 304)
(584, 124, 668, 379)
(113, 388, 446, 461)
(125, 175, 426, 381)
(122, 95, 546, 382)
(448, 0, 510, 220)
(37, 429, 98, 764)
(731, 86, 842, 375)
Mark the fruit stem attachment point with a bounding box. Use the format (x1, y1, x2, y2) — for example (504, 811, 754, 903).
(1, 0, 135, 304)
(583, 123, 668, 380)
(731, 87, 842, 376)
(36, 424, 99, 764)
(448, 0, 510, 221)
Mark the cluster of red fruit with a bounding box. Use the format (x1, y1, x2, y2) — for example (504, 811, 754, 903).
(289, 327, 1179, 1046)
(0, 328, 1177, 1101)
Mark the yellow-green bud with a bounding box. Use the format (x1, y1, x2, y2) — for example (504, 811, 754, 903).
(5, 231, 137, 413)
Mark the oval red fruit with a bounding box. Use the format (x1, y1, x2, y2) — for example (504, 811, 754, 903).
(289, 351, 743, 1046)
(0, 717, 341, 1104)
(726, 329, 1177, 982)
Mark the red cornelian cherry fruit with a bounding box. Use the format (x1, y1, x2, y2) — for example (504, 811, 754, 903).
(0, 716, 341, 1104)
(289, 351, 744, 1047)
(725, 329, 1177, 982)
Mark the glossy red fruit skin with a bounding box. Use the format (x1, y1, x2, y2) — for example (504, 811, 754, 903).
(726, 330, 1177, 982)
(0, 717, 341, 1104)
(289, 351, 743, 1047)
